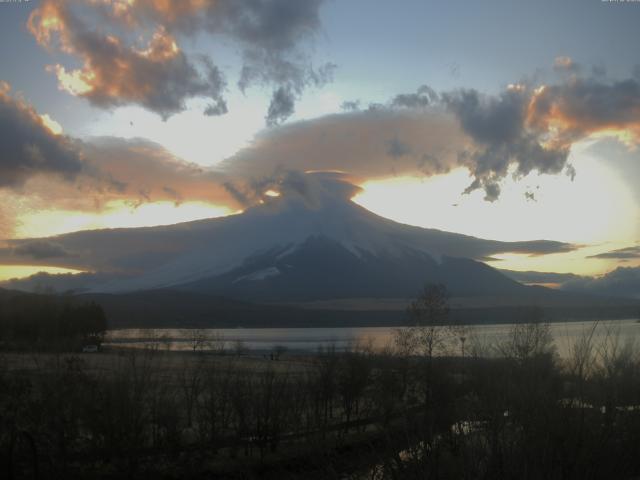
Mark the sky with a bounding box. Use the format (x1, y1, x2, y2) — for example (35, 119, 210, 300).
(0, 0, 639, 295)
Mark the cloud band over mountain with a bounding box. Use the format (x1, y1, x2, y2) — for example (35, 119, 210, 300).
(1, 57, 639, 253)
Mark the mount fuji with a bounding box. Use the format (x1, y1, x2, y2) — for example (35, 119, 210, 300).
(3, 174, 576, 303)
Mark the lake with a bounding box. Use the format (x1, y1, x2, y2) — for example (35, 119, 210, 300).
(105, 318, 640, 359)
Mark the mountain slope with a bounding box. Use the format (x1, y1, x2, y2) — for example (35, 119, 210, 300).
(2, 174, 576, 300)
(182, 235, 526, 301)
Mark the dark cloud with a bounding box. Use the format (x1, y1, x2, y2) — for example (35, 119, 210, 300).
(494, 240, 576, 257)
(28, 0, 330, 122)
(527, 77, 640, 146)
(222, 181, 252, 207)
(587, 246, 640, 261)
(29, 2, 228, 120)
(225, 68, 640, 201)
(367, 103, 386, 112)
(266, 87, 296, 126)
(5, 134, 240, 217)
(553, 56, 581, 74)
(203, 99, 229, 117)
(561, 267, 640, 299)
(204, 0, 326, 51)
(438, 71, 640, 199)
(238, 51, 335, 95)
(0, 88, 244, 229)
(480, 181, 501, 202)
(442, 89, 525, 145)
(341, 85, 437, 114)
(6, 70, 638, 236)
(13, 240, 71, 260)
(341, 100, 361, 112)
(390, 85, 438, 109)
(328, 73, 639, 201)
(448, 62, 460, 79)
(218, 0, 335, 105)
(0, 82, 84, 188)
(442, 87, 570, 200)
(387, 137, 412, 158)
(3, 63, 639, 255)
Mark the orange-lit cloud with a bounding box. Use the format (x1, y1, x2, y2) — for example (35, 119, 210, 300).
(2, 136, 246, 236)
(434, 68, 640, 200)
(79, 137, 240, 208)
(3, 67, 640, 243)
(28, 1, 227, 119)
(553, 56, 579, 72)
(219, 72, 640, 205)
(99, 0, 208, 26)
(28, 0, 331, 123)
(0, 81, 243, 239)
(526, 78, 640, 148)
(39, 113, 63, 135)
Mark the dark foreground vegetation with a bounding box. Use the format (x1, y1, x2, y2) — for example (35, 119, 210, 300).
(2, 286, 640, 479)
(3, 326, 640, 479)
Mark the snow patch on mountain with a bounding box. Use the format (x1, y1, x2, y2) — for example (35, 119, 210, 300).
(233, 267, 281, 283)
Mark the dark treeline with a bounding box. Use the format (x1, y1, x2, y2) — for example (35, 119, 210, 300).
(0, 291, 107, 350)
(2, 285, 640, 478)
(2, 322, 640, 478)
(80, 288, 640, 329)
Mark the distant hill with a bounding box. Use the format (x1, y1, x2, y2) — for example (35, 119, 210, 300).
(80, 288, 640, 329)
(2, 284, 638, 330)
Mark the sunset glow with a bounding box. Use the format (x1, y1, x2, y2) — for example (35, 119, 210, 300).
(354, 150, 637, 247)
(1, 0, 639, 297)
(0, 266, 83, 282)
(15, 200, 237, 239)
(4, 4, 640, 476)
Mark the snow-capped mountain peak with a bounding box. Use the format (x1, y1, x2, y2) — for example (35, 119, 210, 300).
(3, 173, 574, 299)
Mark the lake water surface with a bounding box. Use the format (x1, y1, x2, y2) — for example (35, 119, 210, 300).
(105, 318, 640, 359)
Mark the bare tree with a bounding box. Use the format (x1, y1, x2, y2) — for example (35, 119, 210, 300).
(189, 329, 210, 353)
(179, 357, 204, 429)
(499, 306, 555, 362)
(400, 283, 453, 361)
(210, 332, 226, 355)
(273, 345, 287, 360)
(233, 339, 248, 356)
